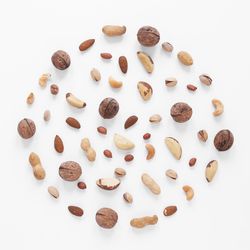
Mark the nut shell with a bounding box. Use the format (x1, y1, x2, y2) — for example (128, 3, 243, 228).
(51, 50, 70, 70)
(214, 129, 234, 151)
(99, 98, 119, 119)
(95, 208, 118, 229)
(170, 102, 192, 123)
(59, 161, 82, 181)
(137, 26, 160, 46)
(17, 118, 36, 139)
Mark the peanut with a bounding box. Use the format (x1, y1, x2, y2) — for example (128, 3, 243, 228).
(141, 173, 161, 195)
(28, 152, 46, 180)
(80, 138, 96, 162)
(130, 215, 158, 228)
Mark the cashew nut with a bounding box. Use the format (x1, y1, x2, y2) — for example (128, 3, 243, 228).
(212, 99, 224, 116)
(130, 215, 158, 228)
(145, 143, 155, 160)
(182, 185, 194, 201)
(39, 73, 51, 88)
(66, 93, 86, 109)
(108, 76, 123, 88)
(80, 138, 96, 162)
(29, 152, 46, 180)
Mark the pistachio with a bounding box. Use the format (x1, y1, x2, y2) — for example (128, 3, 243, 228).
(165, 77, 177, 87)
(162, 42, 173, 52)
(123, 192, 133, 203)
(48, 186, 59, 199)
(149, 114, 162, 123)
(114, 168, 126, 177)
(198, 130, 208, 142)
(165, 137, 182, 160)
(90, 68, 101, 81)
(165, 169, 178, 180)
(199, 74, 212, 86)
(205, 160, 218, 182)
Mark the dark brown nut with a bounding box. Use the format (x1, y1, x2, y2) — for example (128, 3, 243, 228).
(17, 118, 36, 139)
(79, 39, 95, 51)
(143, 133, 151, 140)
(43, 110, 51, 122)
(97, 126, 107, 135)
(187, 84, 197, 91)
(214, 129, 234, 151)
(124, 154, 134, 162)
(95, 208, 118, 229)
(77, 181, 87, 190)
(170, 102, 193, 123)
(114, 167, 126, 177)
(199, 74, 212, 86)
(54, 135, 64, 153)
(163, 206, 177, 216)
(50, 84, 59, 95)
(68, 206, 84, 217)
(66, 117, 81, 129)
(59, 161, 82, 181)
(51, 50, 70, 70)
(162, 42, 173, 52)
(100, 53, 112, 59)
(119, 56, 128, 73)
(124, 115, 138, 129)
(103, 149, 112, 158)
(189, 158, 197, 167)
(137, 26, 160, 47)
(198, 129, 208, 142)
(99, 97, 119, 119)
(137, 81, 153, 101)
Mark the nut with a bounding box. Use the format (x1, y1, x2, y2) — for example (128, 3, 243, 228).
(51, 50, 70, 70)
(118, 56, 128, 73)
(145, 143, 155, 160)
(137, 26, 160, 47)
(39, 73, 51, 88)
(137, 81, 153, 101)
(59, 161, 82, 181)
(114, 133, 135, 150)
(183, 185, 194, 201)
(137, 51, 154, 73)
(162, 42, 173, 52)
(130, 215, 158, 228)
(165, 77, 177, 87)
(54, 135, 64, 153)
(198, 130, 208, 142)
(96, 178, 121, 190)
(50, 84, 59, 95)
(97, 126, 107, 135)
(177, 51, 193, 66)
(43, 110, 51, 122)
(26, 92, 34, 105)
(141, 173, 161, 195)
(96, 207, 118, 229)
(114, 167, 126, 177)
(68, 206, 84, 217)
(108, 76, 123, 88)
(103, 149, 112, 158)
(48, 186, 59, 199)
(165, 169, 178, 180)
(99, 97, 119, 119)
(124, 115, 138, 129)
(79, 38, 95, 51)
(163, 206, 177, 216)
(66, 93, 86, 109)
(199, 74, 212, 86)
(123, 192, 133, 203)
(170, 102, 193, 123)
(124, 154, 134, 162)
(77, 181, 87, 190)
(102, 25, 126, 36)
(90, 68, 101, 82)
(187, 84, 197, 91)
(80, 138, 96, 162)
(29, 152, 46, 180)
(214, 129, 234, 151)
(17, 118, 36, 139)
(212, 99, 224, 116)
(143, 133, 151, 140)
(149, 114, 162, 123)
(206, 160, 218, 182)
(189, 158, 197, 167)
(100, 53, 112, 59)
(66, 117, 81, 129)
(165, 137, 182, 160)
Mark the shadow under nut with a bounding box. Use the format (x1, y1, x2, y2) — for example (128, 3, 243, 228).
(59, 161, 82, 181)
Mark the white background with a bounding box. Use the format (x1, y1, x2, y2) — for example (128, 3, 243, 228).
(1, 0, 250, 249)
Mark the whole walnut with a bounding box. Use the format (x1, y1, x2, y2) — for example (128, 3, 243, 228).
(99, 98, 119, 119)
(137, 26, 160, 47)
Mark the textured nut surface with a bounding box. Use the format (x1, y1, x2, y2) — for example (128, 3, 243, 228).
(90, 68, 101, 81)
(183, 185, 194, 201)
(206, 160, 218, 182)
(124, 115, 138, 129)
(99, 97, 119, 119)
(54, 135, 64, 153)
(199, 74, 212, 86)
(149, 114, 162, 123)
(114, 133, 135, 150)
(17, 118, 36, 139)
(189, 158, 197, 167)
(130, 215, 158, 228)
(97, 126, 107, 135)
(66, 93, 86, 109)
(165, 137, 182, 160)
(162, 42, 173, 52)
(170, 102, 193, 123)
(145, 144, 155, 160)
(59, 161, 82, 181)
(119, 56, 128, 73)
(103, 149, 112, 158)
(137, 26, 160, 47)
(50, 84, 59, 95)
(26, 92, 34, 105)
(109, 76, 123, 88)
(51, 50, 70, 70)
(48, 186, 59, 199)
(124, 154, 134, 162)
(100, 53, 112, 59)
(141, 173, 161, 195)
(198, 130, 208, 142)
(214, 129, 234, 151)
(114, 167, 126, 177)
(163, 206, 177, 216)
(137, 81, 153, 101)
(79, 39, 95, 51)
(43, 110, 51, 122)
(68, 206, 84, 217)
(165, 77, 177, 87)
(165, 169, 178, 180)
(96, 178, 121, 190)
(212, 99, 224, 116)
(123, 192, 133, 203)
(39, 73, 51, 88)
(96, 208, 118, 229)
(137, 51, 154, 73)
(102, 25, 126, 36)
(66, 117, 81, 129)
(177, 51, 193, 66)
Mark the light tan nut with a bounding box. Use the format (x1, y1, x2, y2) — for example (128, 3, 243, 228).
(162, 42, 174, 52)
(165, 77, 177, 87)
(137, 81, 153, 101)
(26, 92, 35, 105)
(198, 129, 208, 142)
(149, 114, 162, 123)
(96, 178, 121, 190)
(177, 51, 193, 66)
(43, 110, 51, 122)
(114, 167, 126, 177)
(29, 152, 46, 180)
(183, 185, 194, 201)
(212, 99, 224, 116)
(108, 76, 123, 88)
(130, 215, 158, 228)
(205, 160, 218, 182)
(80, 138, 96, 162)
(113, 133, 135, 150)
(137, 51, 154, 73)
(145, 144, 155, 160)
(102, 25, 126, 36)
(100, 53, 112, 59)
(165, 169, 178, 180)
(163, 206, 177, 216)
(165, 137, 182, 160)
(39, 73, 51, 88)
(199, 74, 212, 86)
(79, 39, 95, 51)
(90, 68, 101, 81)
(123, 192, 133, 203)
(66, 117, 81, 129)
(48, 186, 59, 199)
(141, 173, 161, 195)
(54, 135, 64, 153)
(66, 93, 86, 109)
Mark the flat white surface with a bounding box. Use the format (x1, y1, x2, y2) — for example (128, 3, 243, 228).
(0, 0, 250, 249)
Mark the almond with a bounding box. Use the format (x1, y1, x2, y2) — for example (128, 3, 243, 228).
(187, 84, 197, 91)
(79, 39, 95, 51)
(163, 206, 177, 216)
(124, 115, 138, 129)
(96, 178, 121, 190)
(119, 56, 128, 73)
(54, 135, 64, 153)
(97, 126, 107, 135)
(68, 206, 84, 217)
(165, 137, 182, 160)
(66, 117, 81, 129)
(100, 53, 112, 59)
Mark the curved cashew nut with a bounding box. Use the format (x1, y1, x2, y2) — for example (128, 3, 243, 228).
(145, 143, 155, 160)
(212, 99, 224, 116)
(183, 185, 194, 201)
(108, 76, 123, 88)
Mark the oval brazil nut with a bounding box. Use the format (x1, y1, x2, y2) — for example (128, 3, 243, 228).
(214, 129, 234, 151)
(141, 173, 161, 195)
(59, 161, 82, 181)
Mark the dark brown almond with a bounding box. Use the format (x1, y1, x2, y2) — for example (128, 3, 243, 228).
(143, 133, 151, 140)
(77, 181, 87, 190)
(66, 117, 81, 129)
(97, 126, 107, 135)
(79, 39, 95, 51)
(103, 149, 112, 158)
(54, 135, 64, 153)
(189, 158, 197, 167)
(124, 154, 134, 162)
(118, 56, 128, 73)
(68, 206, 84, 217)
(124, 115, 138, 129)
(187, 84, 197, 91)
(163, 206, 177, 216)
(100, 53, 112, 59)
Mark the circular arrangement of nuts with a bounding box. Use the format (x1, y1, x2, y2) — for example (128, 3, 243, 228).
(18, 24, 234, 229)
